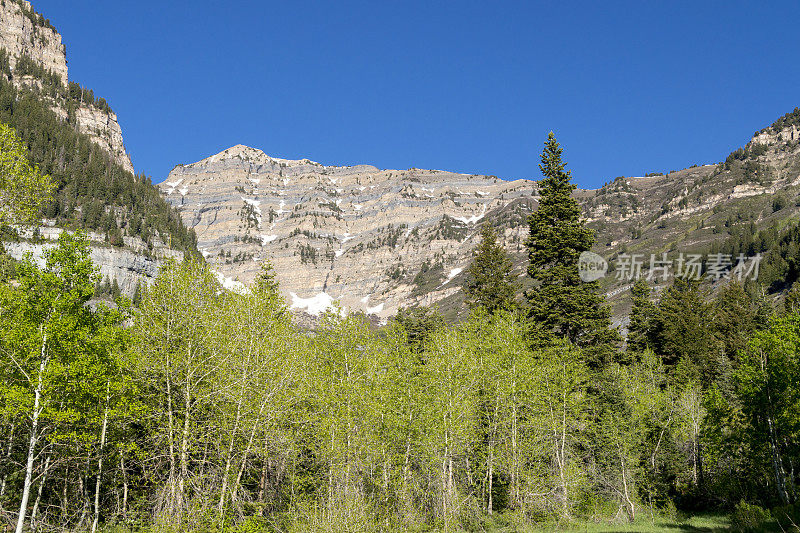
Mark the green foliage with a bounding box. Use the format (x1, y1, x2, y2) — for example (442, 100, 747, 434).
(730, 501, 772, 532)
(736, 314, 800, 506)
(627, 278, 657, 354)
(0, 231, 130, 532)
(526, 132, 619, 365)
(0, 122, 54, 225)
(649, 278, 722, 384)
(393, 305, 444, 353)
(464, 223, 516, 313)
(0, 76, 197, 253)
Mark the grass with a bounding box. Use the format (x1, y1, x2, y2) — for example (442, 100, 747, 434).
(521, 514, 731, 533)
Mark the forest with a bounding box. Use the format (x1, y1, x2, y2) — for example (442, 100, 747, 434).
(0, 63, 197, 255)
(0, 132, 799, 533)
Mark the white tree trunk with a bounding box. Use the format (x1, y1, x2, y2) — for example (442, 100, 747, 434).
(15, 334, 49, 533)
(30, 454, 51, 528)
(91, 381, 111, 533)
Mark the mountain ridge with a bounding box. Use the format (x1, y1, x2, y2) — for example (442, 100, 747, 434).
(162, 111, 800, 321)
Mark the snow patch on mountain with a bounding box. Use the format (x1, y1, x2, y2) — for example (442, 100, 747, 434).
(454, 205, 487, 225)
(290, 292, 336, 316)
(214, 271, 250, 294)
(165, 179, 183, 195)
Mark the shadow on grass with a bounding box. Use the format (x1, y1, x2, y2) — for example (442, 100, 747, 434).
(528, 513, 731, 533)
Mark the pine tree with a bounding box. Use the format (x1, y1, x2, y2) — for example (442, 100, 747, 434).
(465, 224, 516, 313)
(394, 306, 445, 354)
(651, 277, 721, 386)
(627, 278, 657, 353)
(526, 132, 618, 365)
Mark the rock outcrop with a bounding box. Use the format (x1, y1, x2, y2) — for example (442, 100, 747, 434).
(162, 145, 535, 319)
(0, 0, 134, 173)
(0, 0, 66, 83)
(6, 224, 182, 296)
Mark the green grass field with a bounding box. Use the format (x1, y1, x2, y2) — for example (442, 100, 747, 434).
(522, 514, 731, 533)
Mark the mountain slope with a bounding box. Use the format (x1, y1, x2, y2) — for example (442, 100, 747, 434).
(161, 145, 533, 318)
(163, 108, 800, 320)
(0, 0, 198, 294)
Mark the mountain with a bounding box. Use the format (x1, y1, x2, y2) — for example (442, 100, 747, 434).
(0, 0, 197, 295)
(161, 145, 533, 319)
(162, 109, 800, 320)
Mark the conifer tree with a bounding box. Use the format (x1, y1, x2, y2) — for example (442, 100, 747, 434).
(394, 306, 445, 354)
(651, 277, 721, 386)
(627, 278, 657, 353)
(465, 223, 516, 313)
(526, 132, 618, 364)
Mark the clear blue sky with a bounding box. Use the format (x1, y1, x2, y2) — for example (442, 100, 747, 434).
(33, 0, 800, 188)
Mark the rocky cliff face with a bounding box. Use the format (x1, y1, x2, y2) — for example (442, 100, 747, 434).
(162, 145, 535, 319)
(0, 0, 66, 83)
(163, 113, 800, 321)
(0, 0, 134, 173)
(6, 224, 183, 296)
(74, 105, 134, 174)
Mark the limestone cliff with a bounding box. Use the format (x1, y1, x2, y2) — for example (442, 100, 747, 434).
(162, 145, 535, 319)
(0, 0, 134, 173)
(6, 223, 183, 297)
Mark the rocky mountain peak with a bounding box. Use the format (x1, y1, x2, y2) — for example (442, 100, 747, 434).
(188, 144, 322, 169)
(161, 146, 536, 319)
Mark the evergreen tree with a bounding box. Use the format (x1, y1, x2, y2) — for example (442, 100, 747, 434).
(464, 223, 516, 313)
(394, 306, 445, 354)
(712, 281, 765, 365)
(651, 277, 721, 386)
(627, 278, 657, 353)
(526, 132, 618, 365)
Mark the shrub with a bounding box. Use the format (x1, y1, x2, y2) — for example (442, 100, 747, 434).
(772, 502, 800, 532)
(730, 500, 771, 532)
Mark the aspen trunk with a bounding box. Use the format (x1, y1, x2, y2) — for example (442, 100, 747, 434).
(91, 381, 111, 533)
(619, 444, 635, 522)
(15, 334, 49, 533)
(165, 374, 176, 515)
(30, 454, 51, 528)
(0, 423, 14, 498)
(218, 397, 242, 516)
(120, 457, 128, 520)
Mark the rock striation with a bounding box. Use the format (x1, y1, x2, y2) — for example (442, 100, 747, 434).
(0, 0, 134, 173)
(6, 224, 183, 296)
(162, 145, 535, 318)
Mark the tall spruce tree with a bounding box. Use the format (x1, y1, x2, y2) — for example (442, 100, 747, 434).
(465, 223, 517, 313)
(526, 132, 618, 365)
(627, 278, 657, 353)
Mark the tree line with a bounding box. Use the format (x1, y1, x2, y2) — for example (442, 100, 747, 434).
(0, 133, 798, 532)
(0, 61, 197, 255)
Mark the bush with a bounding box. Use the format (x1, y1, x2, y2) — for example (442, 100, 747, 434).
(772, 502, 800, 532)
(773, 195, 788, 212)
(730, 500, 771, 532)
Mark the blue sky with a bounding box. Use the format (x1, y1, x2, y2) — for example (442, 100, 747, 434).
(33, 1, 800, 188)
